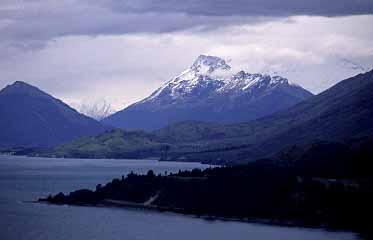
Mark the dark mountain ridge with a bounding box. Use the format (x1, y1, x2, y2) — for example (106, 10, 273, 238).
(0, 81, 107, 148)
(154, 69, 373, 163)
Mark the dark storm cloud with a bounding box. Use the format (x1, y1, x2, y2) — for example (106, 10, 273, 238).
(103, 0, 373, 17)
(0, 1, 258, 50)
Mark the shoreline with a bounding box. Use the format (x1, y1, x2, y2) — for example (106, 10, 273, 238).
(0, 154, 217, 166)
(36, 199, 351, 233)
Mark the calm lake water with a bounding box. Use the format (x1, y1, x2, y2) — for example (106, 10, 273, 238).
(0, 155, 362, 240)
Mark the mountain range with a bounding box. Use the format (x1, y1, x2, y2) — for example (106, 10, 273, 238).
(0, 81, 107, 148)
(103, 55, 313, 130)
(1, 57, 372, 166)
(39, 69, 373, 164)
(0, 55, 314, 150)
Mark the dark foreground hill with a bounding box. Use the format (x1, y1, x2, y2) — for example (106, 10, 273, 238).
(40, 135, 373, 235)
(0, 81, 107, 148)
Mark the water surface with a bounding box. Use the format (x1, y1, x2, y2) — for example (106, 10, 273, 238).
(0, 155, 362, 240)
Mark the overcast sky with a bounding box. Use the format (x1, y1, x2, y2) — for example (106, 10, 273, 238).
(0, 0, 372, 110)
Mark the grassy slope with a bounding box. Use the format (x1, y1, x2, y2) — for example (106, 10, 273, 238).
(38, 129, 169, 159)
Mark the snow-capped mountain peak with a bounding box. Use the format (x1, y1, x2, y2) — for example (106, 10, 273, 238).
(144, 55, 303, 103)
(145, 55, 230, 101)
(103, 55, 313, 130)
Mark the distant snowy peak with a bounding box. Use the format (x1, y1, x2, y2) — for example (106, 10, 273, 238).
(72, 100, 116, 120)
(144, 55, 301, 102)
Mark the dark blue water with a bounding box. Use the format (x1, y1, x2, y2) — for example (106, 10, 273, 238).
(0, 155, 361, 240)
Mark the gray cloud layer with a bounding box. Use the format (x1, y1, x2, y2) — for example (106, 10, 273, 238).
(1, 15, 372, 110)
(1, 0, 373, 47)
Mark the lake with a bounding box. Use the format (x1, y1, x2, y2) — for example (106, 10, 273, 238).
(0, 155, 362, 240)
